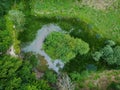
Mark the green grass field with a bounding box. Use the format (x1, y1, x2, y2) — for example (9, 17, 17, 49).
(30, 0, 120, 43)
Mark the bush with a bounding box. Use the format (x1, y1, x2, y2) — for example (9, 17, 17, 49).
(0, 55, 51, 90)
(0, 30, 12, 53)
(0, 0, 16, 16)
(92, 51, 102, 61)
(7, 10, 25, 32)
(113, 46, 120, 65)
(23, 52, 38, 68)
(92, 40, 120, 65)
(43, 32, 89, 63)
(5, 10, 25, 54)
(107, 82, 120, 90)
(0, 55, 22, 89)
(43, 70, 57, 84)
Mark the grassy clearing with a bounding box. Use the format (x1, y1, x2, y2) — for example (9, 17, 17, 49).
(31, 0, 120, 43)
(19, 0, 120, 46)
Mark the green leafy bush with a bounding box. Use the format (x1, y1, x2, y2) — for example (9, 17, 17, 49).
(107, 82, 120, 90)
(44, 32, 89, 63)
(7, 10, 25, 32)
(113, 46, 120, 65)
(0, 30, 12, 53)
(36, 80, 51, 90)
(70, 71, 90, 82)
(19, 79, 51, 90)
(43, 70, 57, 84)
(23, 52, 38, 68)
(0, 0, 16, 16)
(0, 55, 51, 90)
(92, 40, 120, 65)
(5, 9, 25, 54)
(0, 55, 22, 90)
(92, 51, 102, 61)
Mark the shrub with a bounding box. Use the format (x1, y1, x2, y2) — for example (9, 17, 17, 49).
(92, 51, 102, 61)
(0, 30, 12, 53)
(5, 10, 25, 54)
(23, 52, 38, 68)
(43, 32, 89, 63)
(43, 70, 57, 84)
(0, 0, 15, 16)
(0, 55, 51, 90)
(92, 40, 120, 65)
(101, 45, 115, 64)
(105, 40, 116, 46)
(0, 55, 22, 89)
(7, 10, 25, 32)
(107, 82, 120, 90)
(113, 46, 120, 65)
(70, 71, 90, 82)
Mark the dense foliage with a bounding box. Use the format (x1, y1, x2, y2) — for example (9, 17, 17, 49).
(0, 0, 16, 16)
(44, 32, 89, 63)
(7, 10, 25, 32)
(93, 40, 120, 65)
(0, 30, 12, 53)
(0, 55, 51, 90)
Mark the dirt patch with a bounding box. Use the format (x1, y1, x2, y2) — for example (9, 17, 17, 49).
(81, 0, 116, 10)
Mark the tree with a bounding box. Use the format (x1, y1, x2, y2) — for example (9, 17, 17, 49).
(92, 40, 120, 65)
(107, 82, 120, 90)
(5, 9, 25, 54)
(0, 55, 22, 90)
(0, 55, 51, 90)
(0, 30, 12, 53)
(92, 51, 102, 61)
(7, 10, 25, 32)
(113, 46, 120, 65)
(43, 32, 89, 63)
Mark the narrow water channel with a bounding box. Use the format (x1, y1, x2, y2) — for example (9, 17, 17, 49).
(22, 24, 64, 73)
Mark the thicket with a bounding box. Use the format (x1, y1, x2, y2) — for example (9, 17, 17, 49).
(107, 82, 120, 90)
(0, 55, 51, 90)
(0, 30, 12, 53)
(0, 0, 19, 16)
(43, 32, 89, 63)
(92, 40, 120, 65)
(5, 9, 25, 54)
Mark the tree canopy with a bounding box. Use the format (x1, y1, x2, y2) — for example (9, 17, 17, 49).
(0, 30, 12, 53)
(0, 55, 51, 90)
(7, 10, 25, 32)
(92, 40, 120, 65)
(43, 32, 89, 63)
